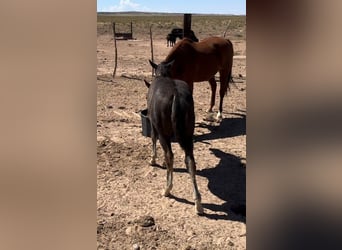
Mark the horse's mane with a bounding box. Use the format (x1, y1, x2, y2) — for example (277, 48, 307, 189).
(164, 38, 196, 62)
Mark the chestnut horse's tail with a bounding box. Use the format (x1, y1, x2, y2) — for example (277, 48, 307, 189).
(226, 38, 234, 93)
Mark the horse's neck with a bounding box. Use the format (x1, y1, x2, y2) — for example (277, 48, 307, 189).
(166, 44, 187, 61)
(165, 47, 178, 61)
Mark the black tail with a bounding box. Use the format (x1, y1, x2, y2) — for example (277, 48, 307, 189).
(171, 91, 195, 151)
(228, 39, 234, 92)
(227, 69, 232, 94)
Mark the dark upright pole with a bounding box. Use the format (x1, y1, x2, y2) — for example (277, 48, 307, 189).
(183, 14, 192, 39)
(112, 22, 118, 78)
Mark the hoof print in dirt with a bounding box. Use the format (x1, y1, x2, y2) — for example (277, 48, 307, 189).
(184, 246, 196, 250)
(135, 215, 155, 227)
(97, 222, 105, 234)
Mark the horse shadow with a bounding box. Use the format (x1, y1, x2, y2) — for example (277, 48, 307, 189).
(197, 148, 246, 222)
(194, 111, 246, 142)
(163, 148, 246, 222)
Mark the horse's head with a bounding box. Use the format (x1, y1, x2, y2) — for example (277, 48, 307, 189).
(149, 60, 175, 77)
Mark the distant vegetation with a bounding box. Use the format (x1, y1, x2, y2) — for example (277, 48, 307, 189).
(97, 12, 246, 40)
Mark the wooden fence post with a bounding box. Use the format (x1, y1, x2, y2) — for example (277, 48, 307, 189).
(183, 14, 192, 39)
(223, 20, 232, 38)
(149, 24, 154, 77)
(130, 21, 133, 38)
(112, 22, 118, 78)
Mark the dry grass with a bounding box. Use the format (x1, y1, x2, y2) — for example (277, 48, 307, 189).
(97, 13, 246, 40)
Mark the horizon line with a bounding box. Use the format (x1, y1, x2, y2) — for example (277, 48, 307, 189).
(97, 11, 245, 16)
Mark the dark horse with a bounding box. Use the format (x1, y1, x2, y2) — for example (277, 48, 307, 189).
(166, 33, 176, 47)
(150, 36, 233, 120)
(144, 75, 203, 214)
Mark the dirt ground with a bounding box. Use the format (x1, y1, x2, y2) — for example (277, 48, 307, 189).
(97, 18, 246, 250)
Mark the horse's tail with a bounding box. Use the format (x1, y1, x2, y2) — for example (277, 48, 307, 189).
(227, 66, 233, 94)
(171, 91, 194, 152)
(226, 38, 234, 94)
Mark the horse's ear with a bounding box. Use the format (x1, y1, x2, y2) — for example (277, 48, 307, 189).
(166, 59, 175, 68)
(149, 60, 158, 70)
(144, 79, 150, 88)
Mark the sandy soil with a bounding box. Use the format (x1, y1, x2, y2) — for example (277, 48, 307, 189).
(97, 23, 246, 250)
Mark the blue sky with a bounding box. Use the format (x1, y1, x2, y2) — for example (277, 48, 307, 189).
(97, 0, 246, 15)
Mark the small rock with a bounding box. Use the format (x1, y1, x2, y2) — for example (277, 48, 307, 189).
(126, 225, 139, 235)
(106, 105, 113, 109)
(132, 243, 140, 250)
(136, 215, 155, 227)
(125, 227, 132, 235)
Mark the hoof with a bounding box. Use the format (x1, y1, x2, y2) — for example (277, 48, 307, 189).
(215, 117, 223, 123)
(163, 190, 171, 197)
(163, 185, 173, 197)
(216, 112, 223, 122)
(195, 203, 204, 215)
(204, 113, 216, 122)
(149, 158, 157, 166)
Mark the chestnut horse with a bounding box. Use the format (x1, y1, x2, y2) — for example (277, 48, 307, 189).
(150, 36, 233, 120)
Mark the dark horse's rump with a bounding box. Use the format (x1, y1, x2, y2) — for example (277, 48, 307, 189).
(145, 76, 203, 214)
(147, 77, 194, 147)
(151, 36, 234, 120)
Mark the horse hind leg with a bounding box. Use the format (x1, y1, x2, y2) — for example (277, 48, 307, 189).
(149, 126, 158, 165)
(159, 137, 174, 197)
(185, 152, 204, 215)
(207, 77, 217, 113)
(217, 70, 230, 120)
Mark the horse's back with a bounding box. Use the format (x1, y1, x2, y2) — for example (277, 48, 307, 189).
(199, 36, 234, 65)
(174, 80, 192, 99)
(148, 77, 174, 98)
(173, 80, 194, 114)
(147, 77, 175, 134)
(148, 78, 193, 114)
(172, 80, 195, 148)
(165, 37, 233, 82)
(147, 77, 195, 143)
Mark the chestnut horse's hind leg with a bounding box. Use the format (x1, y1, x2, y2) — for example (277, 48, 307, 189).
(217, 69, 231, 120)
(185, 153, 204, 215)
(207, 77, 217, 113)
